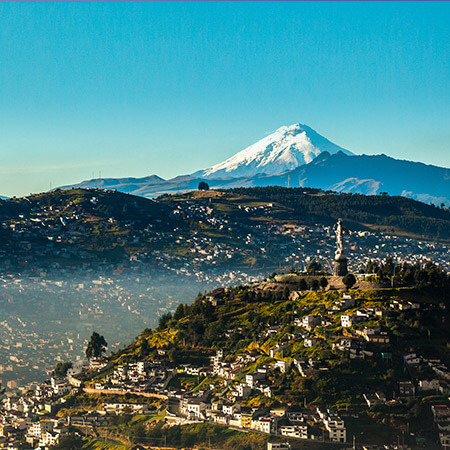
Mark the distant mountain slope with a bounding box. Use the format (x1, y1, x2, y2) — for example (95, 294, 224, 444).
(58, 152, 450, 207)
(263, 152, 450, 206)
(58, 174, 165, 194)
(56, 126, 449, 207)
(194, 123, 352, 178)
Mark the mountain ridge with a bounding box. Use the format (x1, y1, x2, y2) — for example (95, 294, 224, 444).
(55, 124, 450, 207)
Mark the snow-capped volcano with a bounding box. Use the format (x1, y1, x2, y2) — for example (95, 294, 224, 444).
(195, 123, 353, 179)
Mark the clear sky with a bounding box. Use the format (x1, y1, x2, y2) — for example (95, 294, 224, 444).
(0, 2, 448, 197)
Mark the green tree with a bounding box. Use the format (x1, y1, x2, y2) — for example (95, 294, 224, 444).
(310, 279, 319, 291)
(198, 181, 209, 190)
(50, 434, 84, 449)
(342, 273, 356, 289)
(52, 361, 72, 378)
(173, 304, 185, 321)
(298, 278, 308, 290)
(319, 276, 328, 290)
(85, 332, 108, 360)
(139, 338, 150, 358)
(158, 312, 173, 330)
(307, 260, 322, 274)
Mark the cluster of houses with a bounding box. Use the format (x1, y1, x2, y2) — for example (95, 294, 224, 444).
(431, 404, 450, 447)
(0, 374, 77, 449)
(0, 360, 163, 450)
(179, 392, 347, 443)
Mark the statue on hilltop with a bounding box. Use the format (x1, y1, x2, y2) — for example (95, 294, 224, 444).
(333, 218, 349, 276)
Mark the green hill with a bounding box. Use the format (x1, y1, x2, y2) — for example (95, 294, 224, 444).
(1, 187, 449, 274)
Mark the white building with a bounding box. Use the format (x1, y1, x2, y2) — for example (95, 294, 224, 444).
(31, 420, 53, 437)
(181, 399, 207, 419)
(324, 415, 346, 443)
(340, 315, 354, 328)
(236, 383, 251, 398)
(280, 424, 308, 439)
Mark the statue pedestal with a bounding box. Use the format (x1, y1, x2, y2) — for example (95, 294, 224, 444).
(333, 257, 348, 276)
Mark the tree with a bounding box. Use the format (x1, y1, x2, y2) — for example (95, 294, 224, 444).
(52, 361, 72, 378)
(298, 278, 308, 290)
(319, 277, 328, 291)
(173, 304, 185, 321)
(198, 181, 209, 191)
(139, 338, 150, 358)
(342, 273, 356, 289)
(158, 312, 173, 330)
(309, 279, 319, 291)
(307, 260, 322, 274)
(50, 434, 84, 449)
(85, 332, 108, 360)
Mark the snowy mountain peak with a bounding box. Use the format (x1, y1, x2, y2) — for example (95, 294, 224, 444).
(196, 123, 353, 179)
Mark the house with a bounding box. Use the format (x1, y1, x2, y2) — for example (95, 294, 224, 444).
(103, 403, 149, 415)
(270, 344, 289, 358)
(274, 360, 291, 373)
(304, 337, 320, 348)
(210, 349, 224, 367)
(287, 411, 304, 423)
(89, 357, 108, 371)
(363, 392, 386, 407)
(181, 399, 207, 419)
(340, 315, 354, 328)
(213, 413, 229, 425)
(403, 353, 421, 367)
(397, 381, 415, 396)
(236, 384, 251, 398)
(267, 443, 291, 450)
(252, 417, 274, 434)
(280, 424, 308, 439)
(270, 408, 286, 418)
(356, 327, 389, 344)
(333, 295, 355, 311)
(246, 370, 266, 388)
(431, 405, 450, 423)
(223, 402, 240, 416)
(206, 288, 226, 306)
(324, 414, 346, 443)
(240, 413, 253, 428)
(301, 315, 321, 330)
(31, 420, 53, 437)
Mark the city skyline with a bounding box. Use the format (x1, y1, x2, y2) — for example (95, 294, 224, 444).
(0, 2, 449, 197)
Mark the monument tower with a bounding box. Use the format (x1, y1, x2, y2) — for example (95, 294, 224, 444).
(333, 218, 349, 276)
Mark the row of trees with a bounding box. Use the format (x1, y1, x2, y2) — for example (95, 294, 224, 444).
(364, 257, 450, 291)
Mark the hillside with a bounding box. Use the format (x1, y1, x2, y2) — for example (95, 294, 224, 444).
(0, 188, 449, 276)
(221, 186, 450, 240)
(84, 265, 450, 447)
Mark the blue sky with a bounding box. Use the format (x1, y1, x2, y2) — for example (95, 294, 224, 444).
(0, 2, 448, 197)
